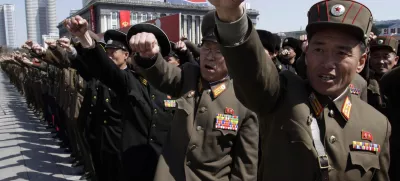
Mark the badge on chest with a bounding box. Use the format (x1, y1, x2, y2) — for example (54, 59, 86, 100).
(352, 130, 380, 153)
(164, 100, 176, 108)
(214, 107, 238, 131)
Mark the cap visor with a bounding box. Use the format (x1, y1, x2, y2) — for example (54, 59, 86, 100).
(306, 22, 366, 43)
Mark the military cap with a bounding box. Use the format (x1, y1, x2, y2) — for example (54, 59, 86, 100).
(201, 11, 217, 43)
(282, 37, 301, 51)
(104, 30, 131, 53)
(127, 23, 171, 57)
(370, 36, 399, 54)
(257, 30, 277, 53)
(306, 0, 373, 44)
(273, 34, 282, 52)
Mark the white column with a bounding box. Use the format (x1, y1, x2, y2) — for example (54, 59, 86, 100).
(183, 15, 187, 38)
(191, 15, 195, 43)
(102, 15, 107, 32)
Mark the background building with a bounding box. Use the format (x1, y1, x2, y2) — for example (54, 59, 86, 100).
(0, 4, 16, 48)
(375, 19, 400, 40)
(25, 0, 57, 45)
(60, 0, 259, 45)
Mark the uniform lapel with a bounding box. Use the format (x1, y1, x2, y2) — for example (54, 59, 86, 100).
(332, 87, 352, 122)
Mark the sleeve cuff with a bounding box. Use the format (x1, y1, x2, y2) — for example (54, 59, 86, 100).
(215, 8, 248, 46)
(134, 53, 159, 69)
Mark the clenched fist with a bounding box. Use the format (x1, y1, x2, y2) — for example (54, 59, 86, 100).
(64, 15, 88, 38)
(175, 41, 187, 52)
(45, 39, 57, 49)
(208, 0, 244, 22)
(58, 37, 73, 52)
(129, 32, 160, 58)
(32, 44, 46, 55)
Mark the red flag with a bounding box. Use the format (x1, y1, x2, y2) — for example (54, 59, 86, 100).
(119, 10, 131, 28)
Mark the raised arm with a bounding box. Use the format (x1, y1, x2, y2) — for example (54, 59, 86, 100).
(210, 1, 281, 114)
(134, 52, 185, 98)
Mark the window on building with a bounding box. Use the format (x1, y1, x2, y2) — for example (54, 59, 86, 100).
(391, 28, 396, 34)
(112, 25, 116, 29)
(131, 13, 137, 25)
(384, 28, 388, 34)
(160, 13, 166, 17)
(137, 13, 142, 23)
(143, 14, 148, 22)
(112, 12, 118, 20)
(397, 28, 400, 34)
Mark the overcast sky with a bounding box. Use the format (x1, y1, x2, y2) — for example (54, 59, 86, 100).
(1, 0, 399, 46)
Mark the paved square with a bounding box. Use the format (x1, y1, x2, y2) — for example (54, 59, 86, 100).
(0, 71, 81, 181)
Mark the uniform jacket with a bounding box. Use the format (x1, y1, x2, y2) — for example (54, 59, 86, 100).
(136, 55, 259, 181)
(77, 44, 174, 180)
(215, 14, 391, 181)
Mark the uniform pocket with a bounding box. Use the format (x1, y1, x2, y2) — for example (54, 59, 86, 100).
(349, 151, 380, 172)
(282, 119, 313, 151)
(176, 98, 193, 116)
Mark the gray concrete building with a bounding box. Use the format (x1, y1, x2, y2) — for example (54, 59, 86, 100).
(0, 4, 16, 48)
(61, 0, 259, 45)
(25, 0, 57, 45)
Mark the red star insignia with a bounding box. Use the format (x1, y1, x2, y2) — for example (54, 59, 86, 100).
(335, 7, 341, 12)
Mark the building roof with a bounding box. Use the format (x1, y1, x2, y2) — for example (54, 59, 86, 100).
(58, 0, 259, 27)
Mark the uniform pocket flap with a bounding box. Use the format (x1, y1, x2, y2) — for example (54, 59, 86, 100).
(176, 98, 193, 116)
(282, 119, 313, 150)
(350, 151, 380, 172)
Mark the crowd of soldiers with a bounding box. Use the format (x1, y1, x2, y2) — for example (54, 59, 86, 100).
(0, 0, 399, 181)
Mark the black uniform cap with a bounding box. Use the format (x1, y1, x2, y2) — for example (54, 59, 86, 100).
(104, 30, 131, 53)
(257, 30, 277, 53)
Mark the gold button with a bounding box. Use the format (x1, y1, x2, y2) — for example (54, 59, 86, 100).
(154, 109, 157, 114)
(79, 89, 82, 92)
(106, 98, 109, 103)
(104, 110, 107, 113)
(186, 161, 191, 166)
(196, 126, 202, 131)
(93, 96, 96, 99)
(329, 135, 337, 144)
(199, 107, 207, 113)
(152, 124, 156, 128)
(328, 110, 334, 117)
(104, 120, 107, 124)
(89, 112, 92, 115)
(91, 104, 93, 107)
(151, 95, 155, 99)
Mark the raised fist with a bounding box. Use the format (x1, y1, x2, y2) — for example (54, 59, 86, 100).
(22, 40, 34, 50)
(129, 32, 160, 58)
(208, 0, 244, 9)
(32, 44, 45, 55)
(208, 0, 245, 22)
(64, 15, 89, 38)
(45, 39, 57, 49)
(57, 37, 72, 51)
(175, 41, 187, 52)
